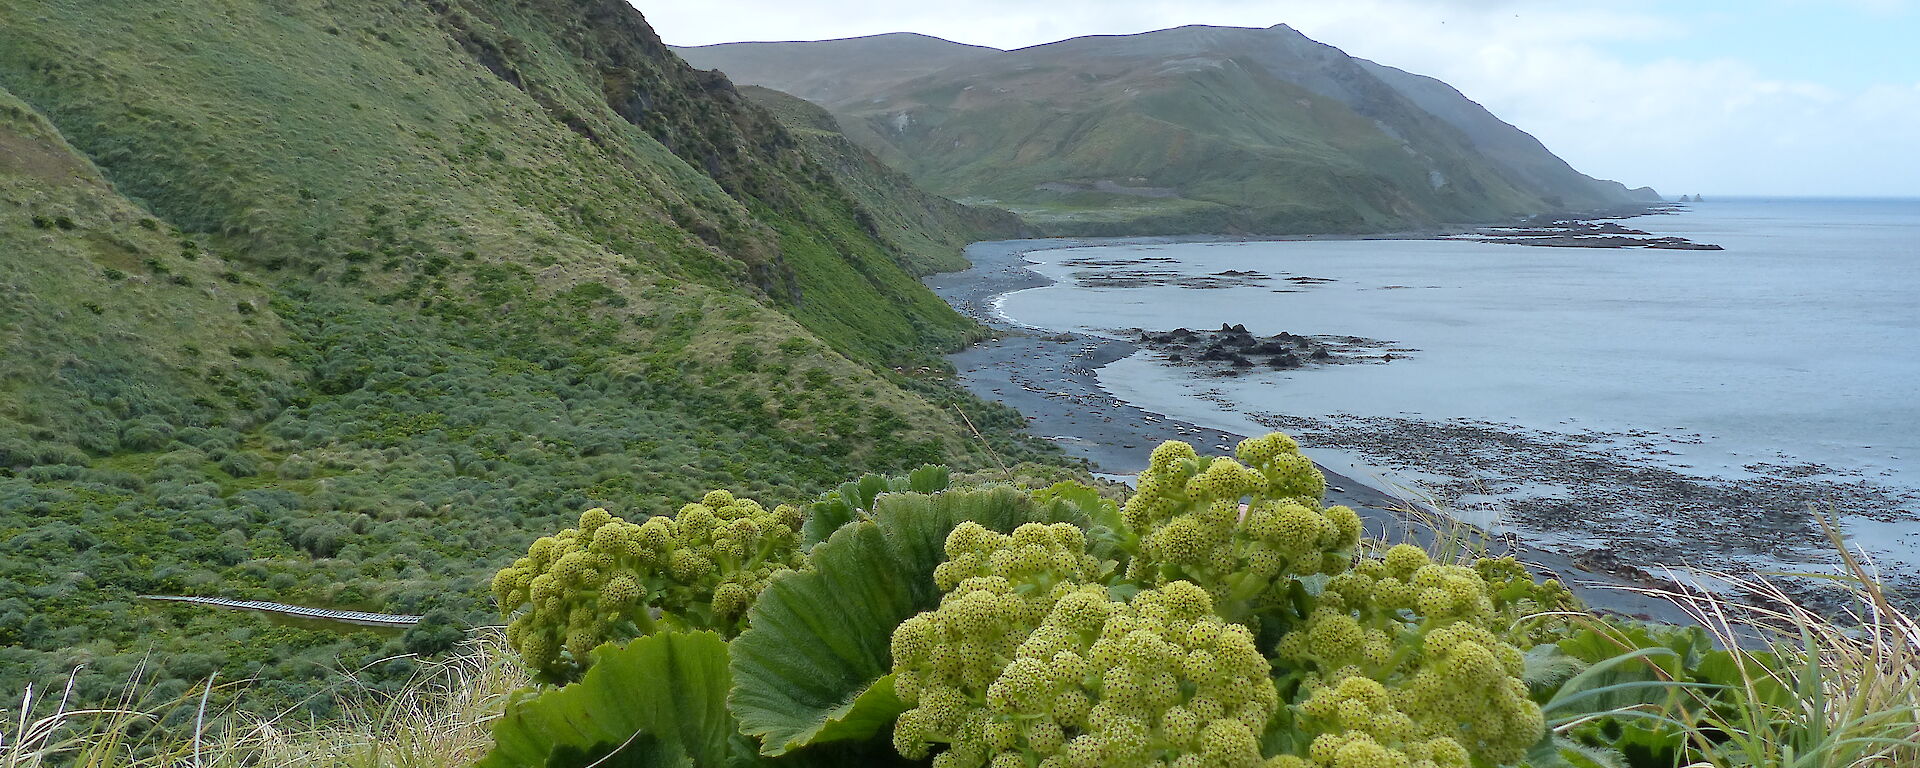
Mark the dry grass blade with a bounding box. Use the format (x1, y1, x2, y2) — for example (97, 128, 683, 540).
(1, 630, 526, 768)
(1620, 512, 1920, 768)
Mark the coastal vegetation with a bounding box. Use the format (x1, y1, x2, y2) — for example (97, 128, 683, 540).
(0, 0, 1046, 725)
(2, 0, 1913, 765)
(9, 437, 1915, 767)
(738, 86, 1025, 274)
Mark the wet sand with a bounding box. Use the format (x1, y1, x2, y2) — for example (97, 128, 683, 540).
(927, 237, 1701, 624)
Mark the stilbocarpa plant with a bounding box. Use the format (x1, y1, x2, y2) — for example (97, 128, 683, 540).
(477, 435, 1659, 768)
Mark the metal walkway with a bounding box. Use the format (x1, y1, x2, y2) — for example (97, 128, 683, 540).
(140, 595, 423, 627)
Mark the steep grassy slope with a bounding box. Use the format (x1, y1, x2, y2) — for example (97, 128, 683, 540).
(675, 26, 1655, 235)
(1351, 59, 1661, 206)
(0, 90, 289, 469)
(0, 0, 1046, 718)
(743, 85, 1023, 274)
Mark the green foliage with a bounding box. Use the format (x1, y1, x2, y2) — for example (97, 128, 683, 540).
(480, 630, 737, 768)
(485, 435, 1861, 768)
(1532, 623, 1757, 768)
(867, 436, 1551, 767)
(799, 465, 952, 546)
(1255, 542, 1548, 766)
(1474, 556, 1582, 645)
(687, 32, 1644, 236)
(0, 0, 1055, 726)
(493, 496, 807, 684)
(893, 575, 1280, 768)
(737, 86, 1023, 275)
(728, 487, 1089, 757)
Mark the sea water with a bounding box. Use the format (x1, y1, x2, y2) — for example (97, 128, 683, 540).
(992, 198, 1920, 567)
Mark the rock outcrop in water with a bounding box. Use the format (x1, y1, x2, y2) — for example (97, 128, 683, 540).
(1132, 324, 1406, 375)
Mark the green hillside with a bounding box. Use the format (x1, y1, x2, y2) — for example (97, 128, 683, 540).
(676, 26, 1658, 235)
(0, 0, 1041, 717)
(847, 52, 1541, 235)
(741, 85, 1024, 274)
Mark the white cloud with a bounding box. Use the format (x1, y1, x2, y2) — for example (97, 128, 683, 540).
(643, 0, 1920, 196)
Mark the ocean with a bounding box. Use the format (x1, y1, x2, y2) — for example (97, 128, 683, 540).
(985, 199, 1920, 580)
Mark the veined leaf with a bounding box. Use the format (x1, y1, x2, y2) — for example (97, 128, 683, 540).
(799, 493, 859, 548)
(729, 487, 1082, 756)
(542, 733, 687, 768)
(479, 631, 734, 768)
(799, 465, 951, 546)
(906, 464, 950, 494)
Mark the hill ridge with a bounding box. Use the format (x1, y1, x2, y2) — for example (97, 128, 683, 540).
(675, 23, 1656, 235)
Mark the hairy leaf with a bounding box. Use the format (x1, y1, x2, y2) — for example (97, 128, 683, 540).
(729, 486, 1081, 756)
(1523, 643, 1591, 697)
(905, 464, 950, 494)
(799, 465, 952, 546)
(479, 631, 735, 768)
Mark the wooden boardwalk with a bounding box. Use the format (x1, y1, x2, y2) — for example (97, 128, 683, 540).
(140, 595, 423, 627)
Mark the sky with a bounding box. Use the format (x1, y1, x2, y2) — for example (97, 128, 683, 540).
(643, 0, 1920, 197)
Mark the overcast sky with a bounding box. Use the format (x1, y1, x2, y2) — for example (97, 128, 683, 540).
(644, 0, 1920, 197)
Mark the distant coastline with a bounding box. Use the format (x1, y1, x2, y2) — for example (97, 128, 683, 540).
(924, 217, 1715, 623)
(928, 200, 1920, 616)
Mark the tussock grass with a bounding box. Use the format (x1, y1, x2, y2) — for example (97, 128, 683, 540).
(2, 633, 523, 768)
(1630, 517, 1920, 768)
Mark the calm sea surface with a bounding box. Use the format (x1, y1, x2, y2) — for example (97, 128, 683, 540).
(996, 199, 1920, 495)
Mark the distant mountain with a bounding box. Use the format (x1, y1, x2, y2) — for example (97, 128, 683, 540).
(676, 25, 1658, 235)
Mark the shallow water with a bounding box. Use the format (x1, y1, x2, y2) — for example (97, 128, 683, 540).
(997, 199, 1920, 492)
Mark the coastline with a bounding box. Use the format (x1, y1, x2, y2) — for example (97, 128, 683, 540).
(926, 235, 1703, 624)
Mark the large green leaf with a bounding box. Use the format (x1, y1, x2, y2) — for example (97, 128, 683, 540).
(799, 466, 954, 547)
(798, 492, 860, 548)
(729, 486, 1081, 756)
(905, 465, 950, 494)
(542, 733, 688, 768)
(479, 631, 736, 768)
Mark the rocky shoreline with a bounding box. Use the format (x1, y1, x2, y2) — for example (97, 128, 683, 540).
(926, 235, 1715, 624)
(1234, 410, 1918, 612)
(926, 207, 1918, 618)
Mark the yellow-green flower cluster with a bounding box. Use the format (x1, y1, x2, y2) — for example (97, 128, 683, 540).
(1275, 545, 1543, 767)
(1473, 556, 1579, 645)
(491, 492, 805, 683)
(890, 522, 1107, 700)
(1121, 435, 1362, 616)
(1293, 676, 1472, 768)
(894, 577, 1283, 768)
(933, 521, 1106, 594)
